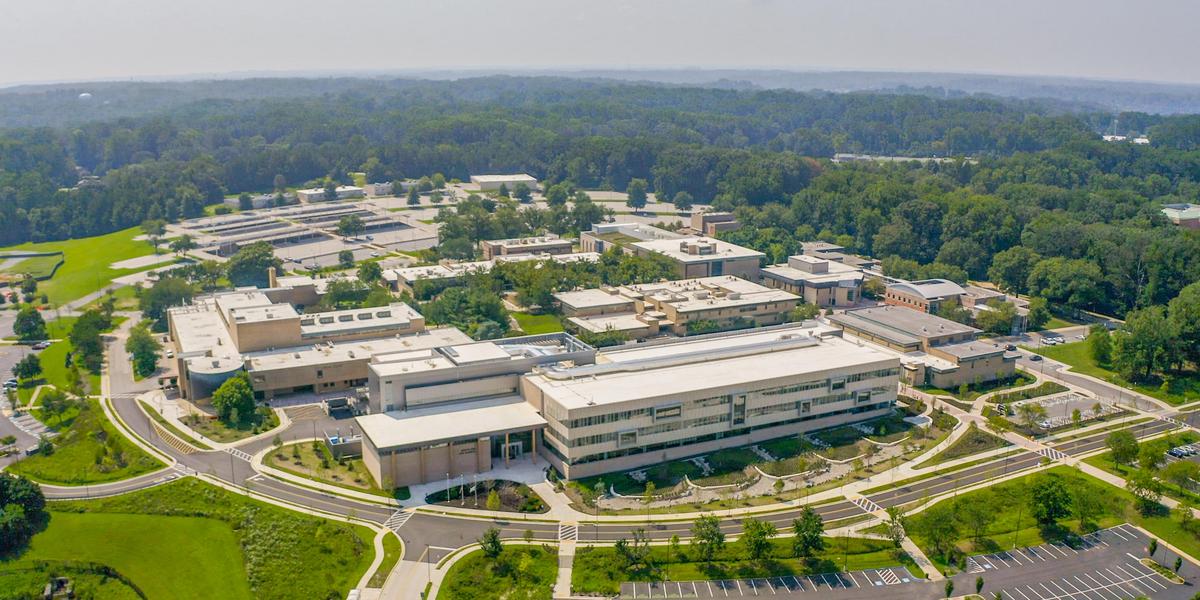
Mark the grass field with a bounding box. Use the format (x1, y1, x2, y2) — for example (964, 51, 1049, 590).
(6, 399, 164, 485)
(441, 545, 557, 600)
(1032, 341, 1200, 406)
(51, 477, 377, 600)
(2, 511, 251, 600)
(0, 252, 64, 279)
(512, 312, 564, 334)
(572, 536, 917, 595)
(0, 227, 157, 305)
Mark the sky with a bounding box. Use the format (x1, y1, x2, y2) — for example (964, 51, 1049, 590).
(3, 0, 1199, 86)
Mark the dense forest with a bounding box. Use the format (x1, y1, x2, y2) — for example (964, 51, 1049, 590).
(2, 76, 1200, 322)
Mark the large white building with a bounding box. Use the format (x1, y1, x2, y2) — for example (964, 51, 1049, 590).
(520, 324, 900, 479)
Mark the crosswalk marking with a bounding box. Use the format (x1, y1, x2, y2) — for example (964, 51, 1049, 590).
(383, 510, 412, 532)
(850, 496, 882, 513)
(558, 523, 578, 542)
(1038, 446, 1068, 461)
(878, 569, 900, 585)
(225, 447, 252, 461)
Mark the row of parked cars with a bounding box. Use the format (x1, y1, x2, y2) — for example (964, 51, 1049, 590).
(1169, 445, 1199, 459)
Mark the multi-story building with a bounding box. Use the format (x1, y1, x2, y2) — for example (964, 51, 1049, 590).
(579, 222, 684, 254)
(480, 234, 574, 260)
(520, 324, 900, 479)
(167, 289, 471, 401)
(828, 306, 1018, 389)
(357, 332, 595, 487)
(556, 276, 800, 339)
(761, 254, 864, 308)
(630, 237, 764, 280)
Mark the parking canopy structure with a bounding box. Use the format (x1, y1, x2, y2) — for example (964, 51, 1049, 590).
(357, 396, 547, 487)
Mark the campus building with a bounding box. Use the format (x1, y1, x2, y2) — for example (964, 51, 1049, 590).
(555, 276, 800, 339)
(579, 222, 684, 254)
(1162, 203, 1200, 229)
(883, 279, 967, 314)
(357, 332, 595, 487)
(689, 212, 740, 236)
(480, 234, 574, 260)
(828, 306, 1018, 389)
(167, 288, 471, 401)
(295, 186, 365, 202)
(521, 324, 901, 479)
(761, 254, 864, 308)
(469, 174, 539, 192)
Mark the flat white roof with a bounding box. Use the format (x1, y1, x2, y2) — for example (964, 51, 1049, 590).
(631, 236, 764, 263)
(469, 174, 537, 183)
(567, 314, 654, 334)
(554, 288, 635, 311)
(528, 326, 896, 410)
(245, 327, 472, 372)
(357, 396, 545, 450)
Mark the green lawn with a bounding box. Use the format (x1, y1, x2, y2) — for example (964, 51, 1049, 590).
(441, 545, 557, 600)
(51, 477, 377, 600)
(0, 227, 158, 305)
(572, 537, 916, 595)
(908, 465, 1200, 574)
(512, 312, 564, 334)
(916, 424, 1010, 468)
(2, 511, 251, 600)
(0, 252, 64, 278)
(6, 399, 164, 485)
(1032, 341, 1200, 406)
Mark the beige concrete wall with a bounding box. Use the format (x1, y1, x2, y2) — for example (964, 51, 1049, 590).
(231, 318, 302, 352)
(367, 438, 493, 488)
(928, 355, 1016, 389)
(249, 357, 370, 398)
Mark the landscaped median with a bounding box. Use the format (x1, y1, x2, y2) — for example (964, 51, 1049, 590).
(261, 440, 411, 502)
(440, 543, 558, 599)
(570, 536, 919, 595)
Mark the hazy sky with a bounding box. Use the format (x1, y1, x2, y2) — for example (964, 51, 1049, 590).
(3, 0, 1199, 86)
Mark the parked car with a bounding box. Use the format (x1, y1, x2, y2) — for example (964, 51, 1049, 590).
(165, 350, 175, 359)
(1029, 355, 1043, 361)
(32, 341, 50, 350)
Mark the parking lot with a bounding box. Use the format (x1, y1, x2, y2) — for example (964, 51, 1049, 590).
(619, 566, 917, 598)
(976, 524, 1193, 600)
(616, 524, 1193, 600)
